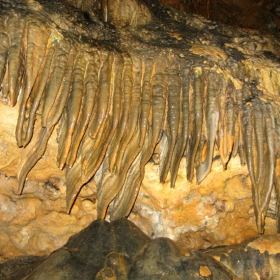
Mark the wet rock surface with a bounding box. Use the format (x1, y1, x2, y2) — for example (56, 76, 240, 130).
(0, 218, 279, 280)
(0, 0, 280, 273)
(0, 143, 277, 259)
(1, 0, 280, 237)
(205, 234, 280, 279)
(0, 104, 277, 258)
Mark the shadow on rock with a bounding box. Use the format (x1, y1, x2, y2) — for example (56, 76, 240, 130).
(1, 218, 279, 279)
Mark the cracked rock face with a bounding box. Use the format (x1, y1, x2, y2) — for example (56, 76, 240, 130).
(1, 0, 280, 258)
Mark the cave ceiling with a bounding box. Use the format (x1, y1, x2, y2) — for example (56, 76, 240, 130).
(160, 0, 280, 34)
(1, 0, 280, 235)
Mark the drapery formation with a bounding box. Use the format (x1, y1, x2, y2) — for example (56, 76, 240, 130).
(1, 0, 280, 234)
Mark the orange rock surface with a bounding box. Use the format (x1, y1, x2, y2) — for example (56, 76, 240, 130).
(0, 102, 277, 258)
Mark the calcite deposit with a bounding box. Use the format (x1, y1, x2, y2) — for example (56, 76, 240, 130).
(0, 103, 278, 258)
(0, 0, 280, 262)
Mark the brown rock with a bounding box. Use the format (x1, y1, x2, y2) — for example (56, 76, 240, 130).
(199, 265, 212, 277)
(0, 111, 277, 256)
(0, 0, 279, 261)
(247, 235, 280, 254)
(0, 194, 17, 224)
(0, 102, 65, 182)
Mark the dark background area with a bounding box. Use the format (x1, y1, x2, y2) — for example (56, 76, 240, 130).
(160, 0, 280, 33)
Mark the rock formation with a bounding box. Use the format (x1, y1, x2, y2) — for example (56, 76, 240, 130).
(1, 0, 280, 262)
(1, 218, 280, 279)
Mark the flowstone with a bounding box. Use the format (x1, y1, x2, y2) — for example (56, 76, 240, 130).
(1, 0, 280, 271)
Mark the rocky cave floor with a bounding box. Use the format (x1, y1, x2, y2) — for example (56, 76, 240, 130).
(1, 218, 280, 280)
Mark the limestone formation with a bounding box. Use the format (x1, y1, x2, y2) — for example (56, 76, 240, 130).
(1, 0, 280, 257)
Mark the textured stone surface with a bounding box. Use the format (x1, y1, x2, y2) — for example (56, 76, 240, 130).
(205, 234, 280, 280)
(0, 0, 279, 262)
(1, 0, 280, 231)
(0, 174, 97, 259)
(0, 218, 279, 280)
(0, 102, 65, 182)
(129, 159, 277, 252)
(0, 100, 277, 258)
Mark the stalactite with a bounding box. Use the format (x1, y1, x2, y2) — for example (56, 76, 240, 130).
(254, 102, 275, 233)
(107, 55, 132, 173)
(57, 50, 86, 169)
(46, 44, 78, 130)
(159, 57, 181, 184)
(18, 127, 54, 194)
(1, 0, 280, 235)
(169, 66, 189, 188)
(6, 17, 26, 106)
(114, 55, 142, 174)
(0, 17, 9, 89)
(19, 21, 52, 147)
(0, 17, 11, 103)
(219, 80, 235, 170)
(24, 39, 57, 145)
(186, 67, 204, 182)
(41, 40, 71, 128)
(196, 70, 219, 184)
(108, 59, 155, 219)
(88, 52, 113, 139)
(66, 51, 101, 167)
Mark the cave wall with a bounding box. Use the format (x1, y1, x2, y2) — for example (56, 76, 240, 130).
(0, 0, 280, 259)
(0, 102, 278, 258)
